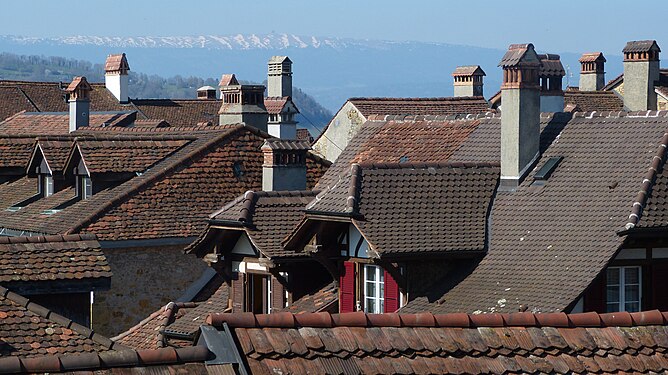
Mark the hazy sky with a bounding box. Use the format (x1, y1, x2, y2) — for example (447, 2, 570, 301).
(2, 0, 667, 53)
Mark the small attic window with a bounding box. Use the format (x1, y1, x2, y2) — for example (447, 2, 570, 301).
(399, 155, 409, 163)
(534, 156, 563, 180)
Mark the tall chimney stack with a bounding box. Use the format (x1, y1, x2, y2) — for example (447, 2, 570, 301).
(578, 52, 606, 91)
(104, 53, 130, 103)
(499, 43, 541, 189)
(218, 74, 269, 132)
(622, 40, 661, 111)
(261, 139, 309, 191)
(537, 54, 565, 112)
(267, 56, 292, 98)
(452, 65, 485, 97)
(66, 77, 93, 132)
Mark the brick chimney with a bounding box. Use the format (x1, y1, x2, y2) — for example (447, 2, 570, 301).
(452, 66, 485, 97)
(104, 53, 130, 103)
(578, 52, 606, 91)
(261, 139, 309, 191)
(623, 40, 661, 111)
(499, 43, 541, 189)
(538, 54, 565, 112)
(218, 73, 269, 132)
(65, 77, 93, 132)
(197, 86, 217, 100)
(267, 56, 292, 98)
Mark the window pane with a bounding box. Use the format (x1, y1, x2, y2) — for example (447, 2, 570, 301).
(606, 286, 620, 303)
(366, 266, 376, 282)
(366, 298, 376, 313)
(625, 302, 640, 312)
(607, 268, 620, 285)
(366, 282, 376, 298)
(625, 267, 640, 284)
(625, 285, 639, 302)
(606, 302, 619, 313)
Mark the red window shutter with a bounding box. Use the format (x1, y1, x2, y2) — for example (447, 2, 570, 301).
(384, 269, 399, 313)
(583, 272, 606, 313)
(651, 263, 668, 311)
(340, 261, 356, 313)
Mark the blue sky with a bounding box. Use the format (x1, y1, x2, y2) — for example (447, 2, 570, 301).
(3, 0, 667, 53)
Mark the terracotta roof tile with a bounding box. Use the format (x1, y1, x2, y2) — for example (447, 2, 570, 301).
(564, 90, 624, 112)
(206, 310, 668, 374)
(0, 234, 111, 285)
(296, 128, 314, 143)
(283, 281, 338, 314)
(349, 97, 490, 118)
(623, 40, 661, 53)
(452, 65, 485, 76)
(0, 137, 34, 169)
(264, 97, 289, 115)
(75, 138, 189, 173)
(104, 53, 129, 73)
(131, 99, 221, 127)
(0, 111, 136, 135)
(579, 52, 606, 63)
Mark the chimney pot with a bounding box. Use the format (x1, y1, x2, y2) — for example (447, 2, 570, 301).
(537, 54, 565, 112)
(622, 40, 661, 111)
(261, 139, 309, 191)
(578, 52, 606, 91)
(66, 76, 93, 132)
(197, 86, 217, 100)
(267, 56, 292, 98)
(452, 65, 485, 97)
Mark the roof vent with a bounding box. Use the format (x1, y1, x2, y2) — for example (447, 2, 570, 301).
(533, 156, 563, 180)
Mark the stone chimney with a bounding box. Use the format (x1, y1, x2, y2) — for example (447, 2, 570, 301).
(499, 43, 541, 189)
(104, 53, 130, 103)
(538, 54, 565, 112)
(197, 86, 217, 100)
(578, 52, 606, 91)
(452, 65, 485, 97)
(623, 40, 661, 111)
(261, 139, 309, 191)
(65, 76, 93, 132)
(218, 73, 269, 132)
(267, 56, 292, 98)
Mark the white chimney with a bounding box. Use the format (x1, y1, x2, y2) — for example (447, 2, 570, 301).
(267, 56, 292, 98)
(105, 53, 130, 103)
(66, 77, 93, 132)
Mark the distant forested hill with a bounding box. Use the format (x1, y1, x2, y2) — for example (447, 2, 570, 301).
(0, 52, 331, 135)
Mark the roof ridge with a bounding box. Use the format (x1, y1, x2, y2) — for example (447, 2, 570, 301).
(571, 110, 668, 118)
(253, 190, 320, 198)
(0, 285, 125, 351)
(0, 233, 97, 244)
(625, 131, 668, 230)
(65, 126, 245, 235)
(0, 346, 210, 373)
(206, 310, 668, 329)
(364, 113, 499, 122)
(356, 161, 501, 170)
(349, 96, 487, 102)
(346, 164, 361, 214)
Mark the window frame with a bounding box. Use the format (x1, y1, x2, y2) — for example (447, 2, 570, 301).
(363, 264, 384, 314)
(606, 266, 642, 312)
(38, 174, 54, 197)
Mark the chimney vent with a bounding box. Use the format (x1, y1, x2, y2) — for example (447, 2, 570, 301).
(267, 56, 292, 98)
(104, 53, 130, 103)
(499, 43, 541, 190)
(578, 52, 606, 91)
(452, 65, 485, 97)
(218, 73, 268, 132)
(65, 76, 93, 132)
(261, 139, 310, 191)
(622, 40, 661, 111)
(197, 86, 217, 100)
(537, 54, 565, 112)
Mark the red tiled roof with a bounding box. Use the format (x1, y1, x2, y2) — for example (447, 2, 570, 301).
(74, 138, 189, 173)
(0, 285, 123, 358)
(264, 97, 288, 114)
(0, 137, 35, 169)
(349, 97, 490, 117)
(0, 87, 38, 122)
(296, 128, 313, 143)
(34, 137, 74, 173)
(0, 111, 136, 135)
(219, 74, 238, 87)
(104, 53, 130, 73)
(579, 52, 606, 63)
(0, 234, 111, 285)
(206, 309, 668, 375)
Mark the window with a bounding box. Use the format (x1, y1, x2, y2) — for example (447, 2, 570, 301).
(78, 176, 92, 199)
(363, 265, 384, 313)
(38, 175, 54, 197)
(606, 266, 641, 312)
(245, 273, 270, 314)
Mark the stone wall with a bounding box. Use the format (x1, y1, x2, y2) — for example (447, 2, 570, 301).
(312, 101, 365, 162)
(92, 244, 208, 336)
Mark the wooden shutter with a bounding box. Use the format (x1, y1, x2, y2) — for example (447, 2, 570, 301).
(651, 262, 668, 311)
(231, 273, 245, 313)
(271, 276, 285, 312)
(384, 269, 399, 313)
(340, 261, 356, 313)
(583, 272, 606, 313)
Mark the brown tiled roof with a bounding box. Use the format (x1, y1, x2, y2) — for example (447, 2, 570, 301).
(283, 281, 338, 314)
(0, 285, 123, 358)
(579, 52, 606, 63)
(74, 138, 189, 173)
(262, 138, 310, 151)
(65, 76, 92, 94)
(113, 279, 229, 350)
(296, 128, 313, 143)
(451, 65, 485, 76)
(603, 69, 668, 91)
(307, 162, 499, 255)
(623, 40, 661, 53)
(0, 137, 35, 169)
(638, 166, 668, 228)
(564, 90, 624, 112)
(405, 111, 668, 314)
(0, 176, 36, 208)
(203, 190, 319, 258)
(35, 137, 74, 173)
(264, 97, 289, 114)
(206, 309, 668, 375)
(133, 118, 170, 128)
(0, 111, 136, 135)
(349, 97, 490, 117)
(657, 86, 668, 99)
(538, 54, 565, 76)
(0, 234, 111, 285)
(0, 87, 38, 122)
(131, 99, 221, 127)
(498, 43, 535, 67)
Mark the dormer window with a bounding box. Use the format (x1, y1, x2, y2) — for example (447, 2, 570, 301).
(78, 176, 92, 200)
(38, 175, 54, 197)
